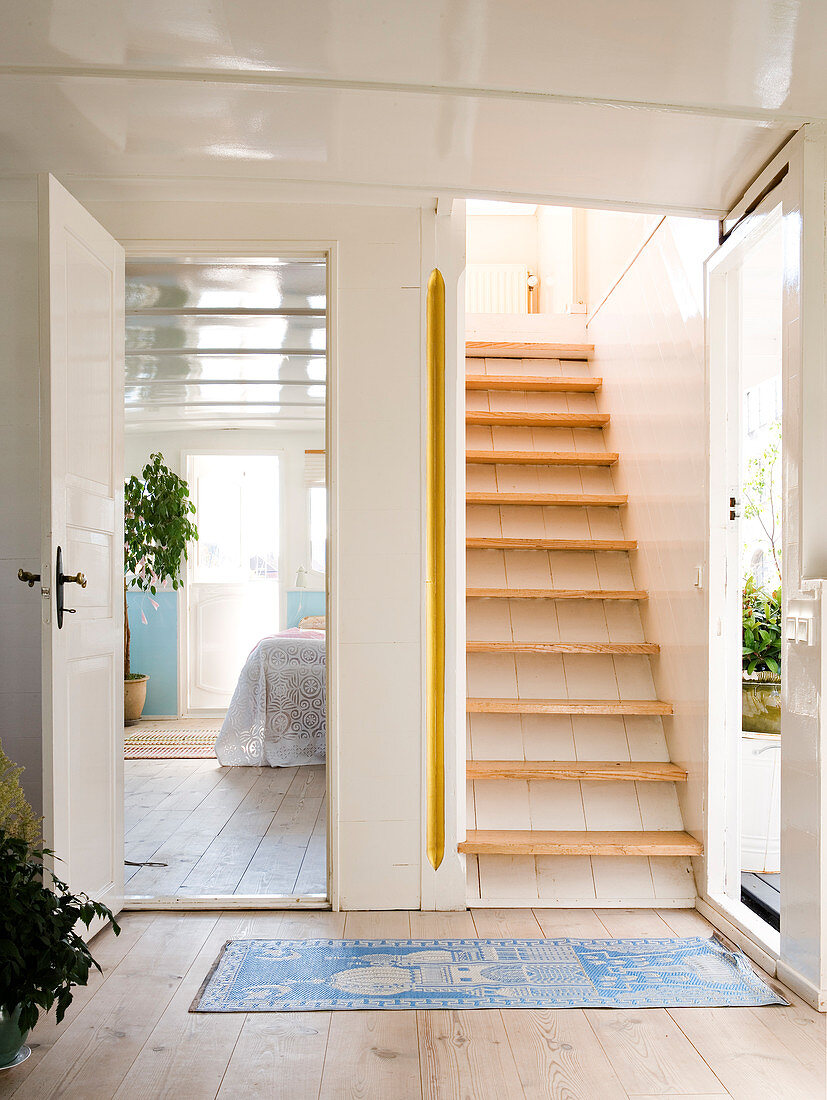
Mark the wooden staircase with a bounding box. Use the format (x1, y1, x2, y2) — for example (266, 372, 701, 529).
(463, 341, 700, 892)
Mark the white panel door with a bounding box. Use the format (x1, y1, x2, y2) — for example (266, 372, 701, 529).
(39, 175, 125, 922)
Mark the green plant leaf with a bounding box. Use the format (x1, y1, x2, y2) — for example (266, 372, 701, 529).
(0, 829, 118, 1032)
(742, 573, 782, 675)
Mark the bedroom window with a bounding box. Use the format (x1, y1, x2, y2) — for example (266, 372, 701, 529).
(309, 487, 326, 573)
(305, 449, 327, 575)
(187, 452, 282, 710)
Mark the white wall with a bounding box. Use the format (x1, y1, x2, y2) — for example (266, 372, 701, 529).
(80, 195, 461, 910)
(466, 213, 538, 269)
(0, 197, 42, 814)
(586, 215, 718, 856)
(776, 126, 827, 1006)
(2, 189, 469, 911)
(93, 200, 422, 910)
(537, 206, 577, 314)
(585, 209, 661, 313)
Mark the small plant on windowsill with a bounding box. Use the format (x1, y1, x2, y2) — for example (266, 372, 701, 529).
(0, 740, 119, 1068)
(124, 452, 198, 725)
(742, 576, 782, 736)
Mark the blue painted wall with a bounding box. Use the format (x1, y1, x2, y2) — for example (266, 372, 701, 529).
(126, 590, 178, 716)
(286, 588, 326, 628)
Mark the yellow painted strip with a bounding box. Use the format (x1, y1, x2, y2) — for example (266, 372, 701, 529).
(426, 268, 445, 871)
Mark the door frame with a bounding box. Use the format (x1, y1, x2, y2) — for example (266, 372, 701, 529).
(705, 189, 787, 956)
(121, 239, 339, 911)
(702, 125, 827, 1008)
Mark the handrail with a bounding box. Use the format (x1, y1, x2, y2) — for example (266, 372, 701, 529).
(426, 268, 446, 871)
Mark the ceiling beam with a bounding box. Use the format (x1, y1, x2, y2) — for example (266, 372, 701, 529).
(125, 378, 326, 386)
(0, 64, 811, 126)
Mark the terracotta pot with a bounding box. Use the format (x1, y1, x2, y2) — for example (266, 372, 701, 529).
(0, 1006, 29, 1069)
(124, 675, 149, 726)
(742, 673, 781, 735)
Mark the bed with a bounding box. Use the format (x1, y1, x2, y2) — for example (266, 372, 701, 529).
(215, 627, 326, 767)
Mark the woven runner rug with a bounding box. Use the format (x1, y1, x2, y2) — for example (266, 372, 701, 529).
(191, 936, 786, 1012)
(124, 730, 218, 759)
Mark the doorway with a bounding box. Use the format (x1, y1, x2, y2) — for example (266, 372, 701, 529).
(707, 198, 786, 937)
(122, 255, 330, 906)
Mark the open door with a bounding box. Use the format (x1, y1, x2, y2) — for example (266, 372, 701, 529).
(705, 163, 796, 949)
(39, 175, 125, 922)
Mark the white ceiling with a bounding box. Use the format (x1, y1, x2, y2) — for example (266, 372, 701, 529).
(1, 2, 823, 215)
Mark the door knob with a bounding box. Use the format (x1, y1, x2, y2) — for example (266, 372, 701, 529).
(17, 569, 41, 588)
(62, 571, 87, 588)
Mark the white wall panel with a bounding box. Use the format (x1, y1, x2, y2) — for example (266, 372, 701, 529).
(586, 217, 718, 850)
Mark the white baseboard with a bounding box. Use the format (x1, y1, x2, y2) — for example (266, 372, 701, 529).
(695, 896, 779, 974)
(471, 897, 697, 909)
(123, 894, 329, 910)
(775, 958, 827, 1012)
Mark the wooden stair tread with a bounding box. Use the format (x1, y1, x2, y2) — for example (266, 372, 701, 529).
(466, 374, 601, 392)
(466, 587, 647, 600)
(467, 450, 618, 466)
(467, 760, 687, 781)
(467, 537, 636, 551)
(467, 492, 626, 507)
(466, 410, 609, 428)
(467, 640, 658, 654)
(467, 698, 674, 715)
(466, 341, 594, 360)
(459, 829, 702, 856)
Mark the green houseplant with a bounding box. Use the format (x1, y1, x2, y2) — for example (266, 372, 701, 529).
(742, 576, 782, 735)
(0, 742, 119, 1068)
(124, 452, 198, 724)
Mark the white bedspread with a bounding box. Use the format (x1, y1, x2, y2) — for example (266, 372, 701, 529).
(215, 628, 326, 767)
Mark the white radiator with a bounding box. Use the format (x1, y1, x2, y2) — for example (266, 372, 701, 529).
(466, 264, 529, 314)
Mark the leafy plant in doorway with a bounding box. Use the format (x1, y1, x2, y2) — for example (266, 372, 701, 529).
(742, 576, 781, 676)
(0, 740, 119, 1068)
(124, 452, 198, 724)
(742, 576, 782, 735)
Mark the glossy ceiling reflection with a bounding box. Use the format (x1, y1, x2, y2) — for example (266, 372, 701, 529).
(1, 2, 820, 214)
(124, 258, 327, 428)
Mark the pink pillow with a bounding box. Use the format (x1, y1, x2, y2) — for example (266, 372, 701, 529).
(299, 615, 326, 629)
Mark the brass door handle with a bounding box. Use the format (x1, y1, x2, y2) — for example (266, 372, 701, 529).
(18, 569, 41, 588)
(55, 547, 85, 629)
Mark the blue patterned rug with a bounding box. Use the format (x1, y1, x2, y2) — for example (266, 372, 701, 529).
(191, 936, 786, 1011)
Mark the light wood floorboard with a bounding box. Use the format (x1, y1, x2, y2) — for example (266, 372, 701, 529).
(2, 908, 822, 1099)
(125, 759, 327, 898)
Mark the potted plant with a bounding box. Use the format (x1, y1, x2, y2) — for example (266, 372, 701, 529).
(124, 452, 198, 724)
(0, 741, 119, 1069)
(742, 576, 781, 735)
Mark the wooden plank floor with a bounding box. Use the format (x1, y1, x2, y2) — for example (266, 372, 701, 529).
(2, 908, 822, 1099)
(125, 759, 327, 898)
